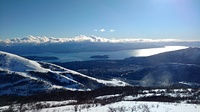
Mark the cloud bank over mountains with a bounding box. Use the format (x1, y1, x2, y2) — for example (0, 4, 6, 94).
(0, 35, 194, 44)
(0, 35, 199, 55)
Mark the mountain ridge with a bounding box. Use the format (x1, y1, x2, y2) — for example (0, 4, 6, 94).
(0, 51, 128, 96)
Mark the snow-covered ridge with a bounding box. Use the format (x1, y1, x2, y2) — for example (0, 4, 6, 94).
(42, 62, 129, 87)
(0, 51, 128, 95)
(95, 94, 121, 100)
(0, 51, 47, 72)
(0, 35, 196, 44)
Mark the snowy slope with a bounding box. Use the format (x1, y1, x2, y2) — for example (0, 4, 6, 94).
(38, 101, 200, 112)
(0, 51, 128, 95)
(1, 100, 199, 112)
(0, 51, 47, 72)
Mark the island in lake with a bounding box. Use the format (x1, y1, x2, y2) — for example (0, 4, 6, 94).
(90, 55, 109, 59)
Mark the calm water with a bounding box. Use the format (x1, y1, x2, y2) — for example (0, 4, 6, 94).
(24, 46, 188, 62)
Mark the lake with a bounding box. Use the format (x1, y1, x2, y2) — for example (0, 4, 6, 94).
(23, 46, 188, 62)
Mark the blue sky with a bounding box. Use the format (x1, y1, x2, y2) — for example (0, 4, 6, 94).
(0, 0, 200, 40)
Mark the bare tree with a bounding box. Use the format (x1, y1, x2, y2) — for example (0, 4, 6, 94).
(107, 107, 117, 112)
(142, 104, 150, 112)
(117, 106, 126, 112)
(74, 105, 78, 112)
(131, 106, 137, 112)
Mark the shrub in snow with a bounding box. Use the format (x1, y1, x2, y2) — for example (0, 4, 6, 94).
(108, 107, 117, 112)
(117, 106, 126, 112)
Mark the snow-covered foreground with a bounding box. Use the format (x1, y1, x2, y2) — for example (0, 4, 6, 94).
(1, 100, 199, 112)
(36, 101, 200, 112)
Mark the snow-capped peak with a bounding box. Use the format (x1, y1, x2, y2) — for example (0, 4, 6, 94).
(0, 51, 47, 72)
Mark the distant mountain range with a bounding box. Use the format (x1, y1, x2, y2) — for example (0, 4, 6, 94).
(0, 51, 127, 96)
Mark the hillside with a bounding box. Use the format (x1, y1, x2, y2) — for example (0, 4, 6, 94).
(0, 51, 127, 96)
(0, 86, 199, 111)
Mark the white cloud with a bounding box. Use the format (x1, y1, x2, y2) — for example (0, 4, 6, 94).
(110, 29, 115, 32)
(94, 29, 114, 32)
(0, 35, 198, 44)
(100, 29, 106, 32)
